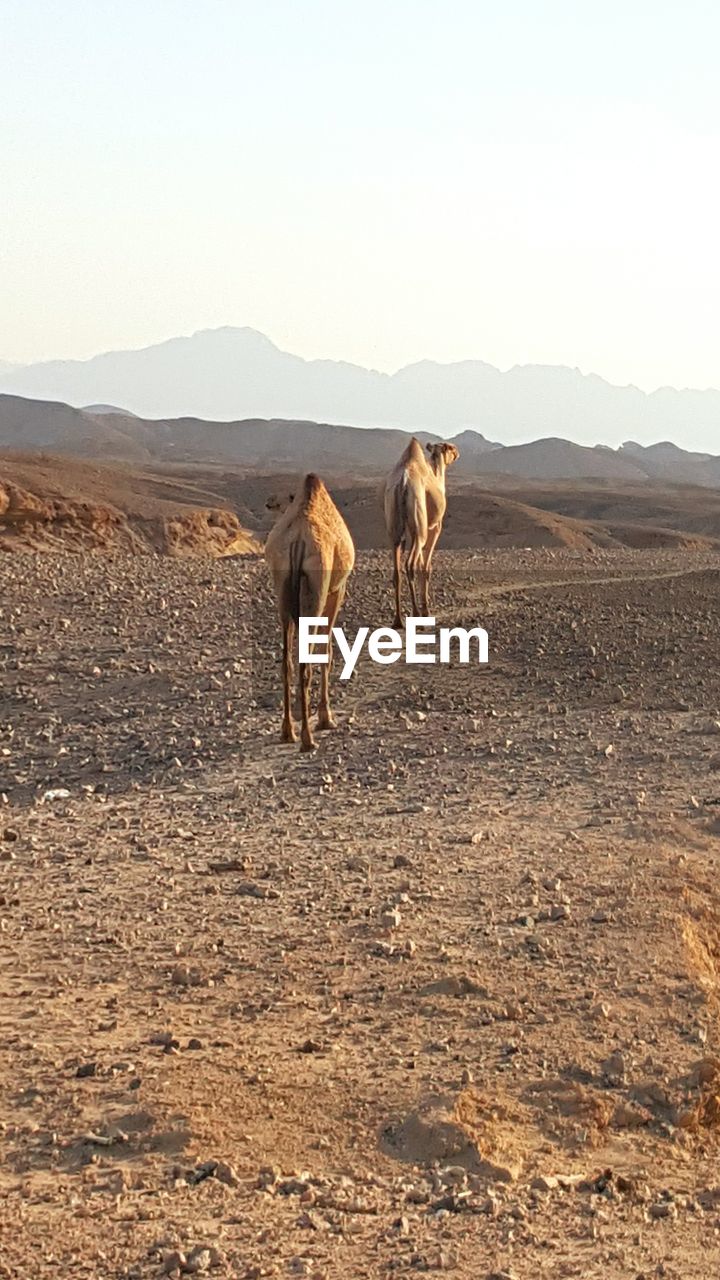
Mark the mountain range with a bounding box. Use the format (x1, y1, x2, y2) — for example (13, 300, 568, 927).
(3, 327, 720, 452)
(3, 391, 720, 487)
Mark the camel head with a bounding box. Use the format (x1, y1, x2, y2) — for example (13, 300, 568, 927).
(426, 441, 460, 474)
(265, 490, 295, 515)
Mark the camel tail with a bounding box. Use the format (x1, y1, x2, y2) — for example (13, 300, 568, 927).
(284, 538, 306, 625)
(386, 472, 409, 548)
(404, 476, 428, 570)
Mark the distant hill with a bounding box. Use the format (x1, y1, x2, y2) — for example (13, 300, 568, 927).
(618, 440, 720, 486)
(0, 394, 152, 462)
(85, 402, 138, 417)
(481, 476, 720, 549)
(449, 428, 503, 458)
(0, 395, 443, 472)
(4, 392, 720, 487)
(3, 326, 720, 451)
(474, 437, 648, 482)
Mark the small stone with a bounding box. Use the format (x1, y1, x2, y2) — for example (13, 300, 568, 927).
(612, 1101, 651, 1129)
(150, 1031, 176, 1047)
(184, 1246, 212, 1274)
(557, 1174, 585, 1191)
(479, 1193, 501, 1217)
(298, 1038, 324, 1054)
(649, 1200, 677, 1220)
(601, 1051, 626, 1082)
(171, 963, 204, 987)
(214, 1160, 240, 1188)
(694, 1057, 720, 1086)
(550, 904, 570, 921)
(615, 1174, 647, 1201)
(438, 1165, 467, 1188)
(256, 1165, 280, 1190)
(187, 1038, 203, 1051)
(75, 1062, 98, 1079)
(236, 880, 280, 900)
(162, 1250, 186, 1275)
(531, 1175, 559, 1192)
(373, 941, 395, 959)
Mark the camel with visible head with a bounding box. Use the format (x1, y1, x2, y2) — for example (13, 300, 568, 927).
(264, 474, 355, 751)
(265, 491, 294, 515)
(382, 437, 459, 626)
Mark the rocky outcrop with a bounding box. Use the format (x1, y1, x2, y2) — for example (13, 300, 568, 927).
(0, 478, 260, 557)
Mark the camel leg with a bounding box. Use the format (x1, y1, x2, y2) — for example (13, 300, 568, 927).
(318, 585, 344, 730)
(280, 618, 297, 743)
(298, 573, 323, 752)
(298, 652, 316, 751)
(405, 542, 421, 617)
(294, 663, 313, 721)
(392, 543, 403, 628)
(422, 525, 442, 614)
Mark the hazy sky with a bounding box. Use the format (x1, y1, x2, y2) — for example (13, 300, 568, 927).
(2, 0, 720, 390)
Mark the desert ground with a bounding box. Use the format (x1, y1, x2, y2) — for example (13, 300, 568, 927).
(2, 543, 720, 1279)
(6, 452, 720, 559)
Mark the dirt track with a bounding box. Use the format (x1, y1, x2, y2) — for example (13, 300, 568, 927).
(3, 547, 720, 1279)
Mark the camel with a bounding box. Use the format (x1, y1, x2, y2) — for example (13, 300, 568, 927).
(264, 474, 355, 751)
(382, 437, 459, 626)
(265, 491, 294, 517)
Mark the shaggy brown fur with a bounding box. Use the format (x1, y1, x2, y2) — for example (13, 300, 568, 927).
(382, 438, 459, 626)
(264, 474, 355, 751)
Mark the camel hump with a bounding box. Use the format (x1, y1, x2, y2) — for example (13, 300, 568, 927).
(398, 436, 426, 466)
(301, 471, 324, 499)
(299, 473, 332, 512)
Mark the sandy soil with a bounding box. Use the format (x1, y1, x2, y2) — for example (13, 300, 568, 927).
(2, 547, 720, 1278)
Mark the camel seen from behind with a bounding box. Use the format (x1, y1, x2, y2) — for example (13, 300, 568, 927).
(265, 474, 355, 751)
(382, 437, 459, 626)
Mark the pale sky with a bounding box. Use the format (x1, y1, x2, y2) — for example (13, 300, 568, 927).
(2, 0, 720, 390)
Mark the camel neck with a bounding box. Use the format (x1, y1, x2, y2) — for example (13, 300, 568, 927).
(430, 459, 447, 488)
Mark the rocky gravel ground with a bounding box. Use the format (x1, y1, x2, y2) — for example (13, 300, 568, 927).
(2, 547, 720, 1278)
